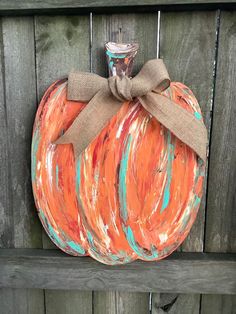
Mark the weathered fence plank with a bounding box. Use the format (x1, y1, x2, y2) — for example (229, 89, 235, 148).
(0, 249, 235, 294)
(152, 294, 200, 314)
(0, 17, 44, 314)
(45, 290, 93, 314)
(0, 0, 235, 15)
(93, 291, 150, 314)
(91, 12, 158, 314)
(151, 10, 218, 314)
(201, 10, 236, 314)
(35, 14, 93, 314)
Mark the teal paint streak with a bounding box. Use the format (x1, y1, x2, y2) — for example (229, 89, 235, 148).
(67, 241, 85, 255)
(106, 50, 126, 58)
(194, 195, 201, 207)
(56, 165, 59, 188)
(87, 230, 94, 245)
(38, 209, 65, 249)
(123, 225, 158, 260)
(31, 127, 40, 182)
(119, 135, 159, 260)
(194, 112, 202, 120)
(161, 132, 174, 212)
(119, 135, 132, 222)
(109, 60, 114, 69)
(76, 158, 81, 194)
(39, 209, 86, 255)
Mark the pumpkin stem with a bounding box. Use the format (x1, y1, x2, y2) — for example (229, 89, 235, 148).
(105, 41, 139, 78)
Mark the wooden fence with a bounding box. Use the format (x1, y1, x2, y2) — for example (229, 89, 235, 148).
(0, 1, 235, 313)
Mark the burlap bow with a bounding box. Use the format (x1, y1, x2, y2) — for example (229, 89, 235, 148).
(55, 59, 207, 162)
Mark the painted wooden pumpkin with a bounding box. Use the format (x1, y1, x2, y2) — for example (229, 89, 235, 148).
(31, 42, 205, 265)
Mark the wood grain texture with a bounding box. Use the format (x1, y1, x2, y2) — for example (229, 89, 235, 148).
(0, 16, 44, 314)
(45, 290, 93, 314)
(35, 14, 90, 247)
(151, 10, 218, 313)
(35, 15, 90, 100)
(0, 249, 235, 294)
(35, 14, 92, 314)
(204, 10, 236, 255)
(159, 10, 217, 253)
(151, 293, 200, 314)
(201, 294, 236, 314)
(91, 12, 158, 313)
(0, 0, 235, 15)
(93, 291, 150, 314)
(201, 10, 236, 314)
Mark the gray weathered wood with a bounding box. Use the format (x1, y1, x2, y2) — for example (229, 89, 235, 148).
(151, 10, 219, 314)
(35, 14, 93, 314)
(204, 10, 236, 256)
(45, 290, 93, 314)
(201, 10, 236, 314)
(35, 15, 90, 100)
(0, 249, 235, 294)
(159, 8, 218, 252)
(0, 0, 235, 15)
(0, 16, 44, 314)
(201, 294, 236, 314)
(91, 12, 158, 314)
(152, 294, 200, 314)
(93, 291, 150, 314)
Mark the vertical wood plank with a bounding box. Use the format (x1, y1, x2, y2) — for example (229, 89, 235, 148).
(35, 15, 93, 314)
(45, 291, 93, 314)
(92, 13, 158, 76)
(93, 291, 150, 314)
(151, 11, 218, 314)
(159, 10, 218, 253)
(92, 12, 158, 314)
(152, 294, 200, 314)
(201, 10, 236, 314)
(0, 16, 44, 314)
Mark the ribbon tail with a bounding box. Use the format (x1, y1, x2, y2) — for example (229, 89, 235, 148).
(138, 93, 208, 162)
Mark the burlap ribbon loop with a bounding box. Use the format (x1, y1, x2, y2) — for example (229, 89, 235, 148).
(55, 59, 207, 162)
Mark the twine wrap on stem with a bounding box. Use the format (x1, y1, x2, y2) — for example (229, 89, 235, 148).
(55, 59, 207, 162)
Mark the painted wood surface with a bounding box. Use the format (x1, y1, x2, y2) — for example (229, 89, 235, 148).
(151, 10, 218, 313)
(0, 7, 235, 314)
(34, 14, 93, 314)
(32, 13, 205, 266)
(201, 10, 236, 314)
(91, 12, 158, 313)
(1, 249, 236, 294)
(0, 17, 44, 314)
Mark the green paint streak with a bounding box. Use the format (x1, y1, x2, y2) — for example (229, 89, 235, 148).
(119, 135, 132, 222)
(106, 50, 126, 58)
(76, 158, 81, 194)
(67, 241, 85, 255)
(124, 225, 158, 260)
(161, 132, 174, 212)
(38, 209, 65, 249)
(109, 60, 114, 69)
(194, 112, 202, 120)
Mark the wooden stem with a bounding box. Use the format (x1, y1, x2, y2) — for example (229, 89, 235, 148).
(105, 41, 139, 78)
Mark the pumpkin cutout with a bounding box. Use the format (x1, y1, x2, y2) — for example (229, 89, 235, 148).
(31, 42, 205, 265)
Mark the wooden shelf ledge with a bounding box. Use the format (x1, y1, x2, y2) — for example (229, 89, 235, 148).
(0, 249, 235, 294)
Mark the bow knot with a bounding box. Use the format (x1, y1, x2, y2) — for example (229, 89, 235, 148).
(108, 76, 133, 102)
(55, 59, 207, 163)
